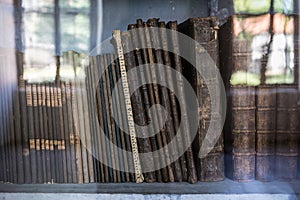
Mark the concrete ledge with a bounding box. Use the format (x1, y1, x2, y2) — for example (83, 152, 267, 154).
(0, 179, 299, 195)
(0, 193, 298, 200)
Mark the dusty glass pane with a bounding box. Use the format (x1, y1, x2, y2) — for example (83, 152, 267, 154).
(22, 0, 54, 12)
(60, 13, 90, 53)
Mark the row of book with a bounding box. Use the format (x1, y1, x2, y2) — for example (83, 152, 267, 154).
(0, 68, 95, 183)
(224, 84, 299, 181)
(220, 15, 300, 181)
(0, 15, 299, 183)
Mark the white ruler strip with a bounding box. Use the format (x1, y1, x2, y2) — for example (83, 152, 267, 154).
(112, 30, 144, 183)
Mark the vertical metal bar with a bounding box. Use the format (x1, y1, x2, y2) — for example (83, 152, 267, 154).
(54, 0, 61, 56)
(89, 0, 97, 52)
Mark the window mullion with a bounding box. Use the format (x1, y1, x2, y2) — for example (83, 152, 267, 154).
(54, 0, 61, 56)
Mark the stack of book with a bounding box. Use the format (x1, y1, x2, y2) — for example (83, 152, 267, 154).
(108, 18, 200, 183)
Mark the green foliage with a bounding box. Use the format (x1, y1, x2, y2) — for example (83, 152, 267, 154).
(233, 0, 294, 14)
(230, 71, 261, 86)
(266, 73, 294, 84)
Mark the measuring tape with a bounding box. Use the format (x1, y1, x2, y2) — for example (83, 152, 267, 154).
(112, 30, 144, 183)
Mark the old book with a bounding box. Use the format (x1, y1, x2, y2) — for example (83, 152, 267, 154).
(136, 19, 169, 182)
(8, 78, 19, 183)
(128, 22, 166, 182)
(78, 58, 95, 184)
(219, 16, 256, 87)
(109, 54, 127, 182)
(72, 52, 91, 183)
(18, 76, 31, 183)
(104, 54, 121, 182)
(101, 54, 118, 182)
(32, 83, 44, 183)
(70, 80, 84, 184)
(45, 83, 56, 183)
(40, 83, 52, 183)
(49, 84, 59, 183)
(119, 31, 156, 182)
(111, 55, 131, 182)
(0, 66, 9, 183)
(60, 82, 73, 183)
(148, 18, 181, 183)
(219, 16, 258, 181)
(37, 83, 47, 183)
(26, 82, 37, 183)
(61, 52, 78, 183)
(56, 81, 68, 183)
(96, 55, 114, 182)
(11, 76, 23, 183)
(255, 85, 276, 181)
(93, 55, 110, 183)
(113, 55, 135, 182)
(160, 20, 189, 183)
(226, 85, 256, 181)
(167, 21, 198, 182)
(178, 17, 224, 182)
(85, 57, 101, 183)
(276, 84, 299, 180)
(64, 81, 78, 183)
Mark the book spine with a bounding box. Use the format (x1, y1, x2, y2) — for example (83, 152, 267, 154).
(19, 76, 31, 183)
(60, 82, 72, 183)
(178, 17, 223, 182)
(230, 85, 256, 181)
(10, 71, 24, 184)
(100, 55, 116, 182)
(169, 20, 198, 183)
(53, 59, 62, 184)
(102, 54, 118, 182)
(65, 81, 77, 183)
(255, 85, 276, 181)
(109, 54, 126, 182)
(129, 21, 169, 182)
(8, 69, 17, 183)
(57, 82, 68, 183)
(26, 82, 37, 183)
(37, 83, 47, 183)
(120, 31, 156, 182)
(70, 80, 84, 184)
(276, 84, 299, 180)
(73, 54, 90, 183)
(41, 84, 51, 183)
(161, 21, 188, 183)
(46, 83, 56, 183)
(136, 19, 167, 182)
(219, 17, 256, 181)
(104, 54, 121, 182)
(50, 84, 60, 182)
(148, 18, 179, 183)
(196, 18, 224, 182)
(78, 56, 95, 184)
(33, 83, 44, 183)
(114, 55, 134, 182)
(93, 55, 108, 183)
(86, 57, 101, 183)
(2, 59, 11, 183)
